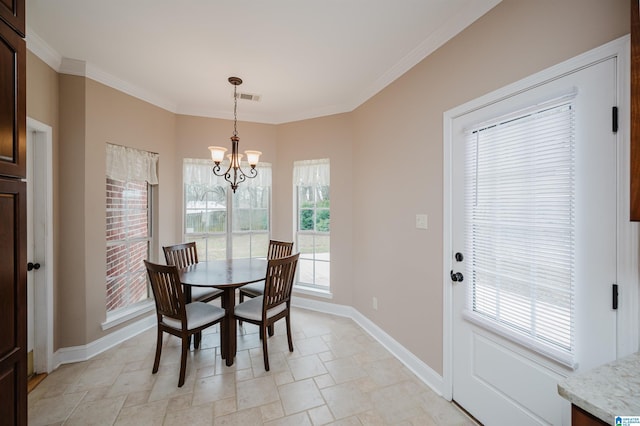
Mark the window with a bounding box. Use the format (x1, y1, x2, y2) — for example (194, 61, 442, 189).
(106, 143, 158, 313)
(294, 159, 330, 289)
(464, 98, 576, 360)
(183, 158, 271, 260)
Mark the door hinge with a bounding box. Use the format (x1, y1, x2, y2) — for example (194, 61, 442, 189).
(612, 284, 619, 310)
(612, 106, 618, 133)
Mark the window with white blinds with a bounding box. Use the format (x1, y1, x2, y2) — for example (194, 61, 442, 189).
(463, 97, 576, 366)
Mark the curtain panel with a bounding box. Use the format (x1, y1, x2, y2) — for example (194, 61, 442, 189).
(106, 143, 159, 185)
(293, 158, 330, 186)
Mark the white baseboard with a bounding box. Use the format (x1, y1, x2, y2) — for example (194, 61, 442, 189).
(291, 295, 444, 396)
(52, 297, 444, 397)
(53, 314, 156, 369)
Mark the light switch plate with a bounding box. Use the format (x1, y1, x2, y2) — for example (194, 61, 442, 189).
(416, 214, 428, 229)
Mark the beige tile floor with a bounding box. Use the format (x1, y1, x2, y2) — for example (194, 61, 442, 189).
(28, 307, 478, 425)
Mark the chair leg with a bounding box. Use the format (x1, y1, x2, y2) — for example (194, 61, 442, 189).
(268, 324, 274, 337)
(239, 293, 244, 327)
(194, 331, 201, 349)
(153, 327, 163, 374)
(285, 315, 294, 352)
(179, 334, 189, 387)
(262, 324, 270, 371)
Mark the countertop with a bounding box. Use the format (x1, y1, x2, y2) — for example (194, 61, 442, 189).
(557, 352, 640, 424)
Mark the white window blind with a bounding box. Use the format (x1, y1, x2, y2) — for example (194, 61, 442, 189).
(463, 97, 576, 367)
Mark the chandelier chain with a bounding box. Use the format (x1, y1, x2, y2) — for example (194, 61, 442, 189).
(233, 83, 238, 137)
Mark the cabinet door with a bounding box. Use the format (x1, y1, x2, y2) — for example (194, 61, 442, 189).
(0, 20, 25, 179)
(0, 0, 24, 37)
(571, 405, 609, 426)
(0, 177, 26, 426)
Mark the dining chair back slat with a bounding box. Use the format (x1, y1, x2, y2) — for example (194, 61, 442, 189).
(267, 240, 294, 260)
(163, 242, 223, 305)
(163, 242, 198, 269)
(263, 254, 298, 312)
(238, 240, 294, 306)
(145, 261, 186, 328)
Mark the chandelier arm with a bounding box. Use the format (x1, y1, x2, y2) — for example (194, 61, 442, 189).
(212, 162, 233, 177)
(243, 166, 258, 179)
(225, 166, 247, 193)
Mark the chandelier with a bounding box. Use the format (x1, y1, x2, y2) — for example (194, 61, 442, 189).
(208, 77, 261, 193)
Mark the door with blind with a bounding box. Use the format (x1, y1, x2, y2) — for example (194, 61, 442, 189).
(451, 57, 617, 425)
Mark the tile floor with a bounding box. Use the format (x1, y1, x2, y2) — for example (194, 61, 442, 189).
(28, 307, 477, 425)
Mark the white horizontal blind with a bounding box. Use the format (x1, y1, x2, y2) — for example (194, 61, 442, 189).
(464, 98, 576, 365)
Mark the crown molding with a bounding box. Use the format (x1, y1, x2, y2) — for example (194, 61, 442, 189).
(25, 0, 501, 125)
(349, 0, 502, 112)
(26, 26, 62, 71)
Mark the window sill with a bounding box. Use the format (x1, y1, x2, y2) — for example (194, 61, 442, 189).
(293, 285, 333, 299)
(102, 301, 155, 331)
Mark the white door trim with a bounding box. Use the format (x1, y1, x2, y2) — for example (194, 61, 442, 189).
(26, 117, 54, 374)
(442, 35, 637, 401)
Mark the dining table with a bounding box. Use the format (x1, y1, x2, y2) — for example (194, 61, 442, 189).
(178, 257, 267, 366)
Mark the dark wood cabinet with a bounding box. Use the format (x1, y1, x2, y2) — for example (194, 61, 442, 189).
(0, 0, 25, 37)
(0, 177, 26, 426)
(0, 19, 25, 179)
(571, 405, 609, 426)
(0, 0, 26, 424)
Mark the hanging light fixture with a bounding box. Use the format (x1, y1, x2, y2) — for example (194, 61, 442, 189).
(208, 76, 261, 193)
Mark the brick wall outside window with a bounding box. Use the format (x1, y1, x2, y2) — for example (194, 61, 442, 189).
(106, 178, 150, 312)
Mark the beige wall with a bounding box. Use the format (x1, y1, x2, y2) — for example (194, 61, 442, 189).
(57, 74, 87, 348)
(275, 114, 354, 305)
(25, 0, 629, 372)
(350, 0, 629, 374)
(83, 80, 177, 343)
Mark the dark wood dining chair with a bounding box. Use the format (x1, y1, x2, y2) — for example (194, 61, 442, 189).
(233, 253, 299, 371)
(163, 242, 223, 303)
(144, 260, 225, 387)
(238, 240, 294, 303)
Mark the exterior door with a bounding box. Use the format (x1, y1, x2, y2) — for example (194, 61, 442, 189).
(451, 58, 618, 425)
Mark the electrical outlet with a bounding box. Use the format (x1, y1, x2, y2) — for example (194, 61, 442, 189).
(416, 214, 428, 229)
(372, 296, 378, 310)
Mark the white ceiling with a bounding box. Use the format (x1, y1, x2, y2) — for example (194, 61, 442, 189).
(26, 0, 501, 124)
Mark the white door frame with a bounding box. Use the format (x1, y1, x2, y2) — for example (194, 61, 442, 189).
(442, 35, 638, 401)
(26, 117, 54, 374)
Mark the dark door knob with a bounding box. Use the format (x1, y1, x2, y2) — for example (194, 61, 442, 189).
(455, 252, 464, 262)
(450, 270, 464, 282)
(27, 262, 41, 271)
